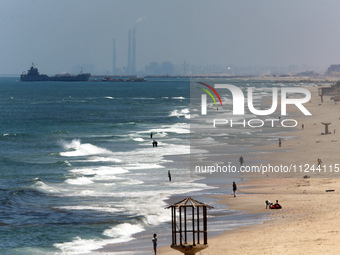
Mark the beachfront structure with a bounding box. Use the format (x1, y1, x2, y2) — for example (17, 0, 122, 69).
(166, 197, 213, 255)
(321, 122, 332, 135)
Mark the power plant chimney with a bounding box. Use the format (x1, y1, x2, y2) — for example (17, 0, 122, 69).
(132, 28, 136, 74)
(112, 38, 116, 74)
(127, 30, 132, 74)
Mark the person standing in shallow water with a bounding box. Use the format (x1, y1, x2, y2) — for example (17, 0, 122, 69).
(239, 156, 244, 166)
(152, 233, 157, 255)
(168, 170, 171, 182)
(232, 182, 237, 197)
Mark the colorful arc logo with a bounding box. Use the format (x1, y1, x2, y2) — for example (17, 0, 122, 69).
(198, 82, 222, 115)
(198, 82, 223, 107)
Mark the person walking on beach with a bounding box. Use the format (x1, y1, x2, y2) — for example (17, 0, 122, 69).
(168, 170, 171, 182)
(152, 233, 157, 254)
(317, 158, 322, 167)
(232, 182, 237, 197)
(239, 156, 244, 166)
(279, 138, 281, 147)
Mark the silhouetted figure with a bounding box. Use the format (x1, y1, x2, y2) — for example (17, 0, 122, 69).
(152, 140, 158, 147)
(273, 200, 282, 209)
(239, 156, 244, 166)
(152, 233, 157, 255)
(232, 182, 237, 197)
(150, 132, 153, 139)
(168, 170, 171, 181)
(279, 138, 281, 147)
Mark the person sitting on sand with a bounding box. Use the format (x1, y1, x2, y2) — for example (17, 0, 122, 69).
(265, 200, 272, 209)
(270, 200, 282, 209)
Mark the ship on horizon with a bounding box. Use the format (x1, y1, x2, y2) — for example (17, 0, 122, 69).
(20, 64, 91, 82)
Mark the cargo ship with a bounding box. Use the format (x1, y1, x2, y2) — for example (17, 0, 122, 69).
(20, 64, 91, 82)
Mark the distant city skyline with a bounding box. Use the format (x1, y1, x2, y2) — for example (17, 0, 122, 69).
(2, 0, 340, 75)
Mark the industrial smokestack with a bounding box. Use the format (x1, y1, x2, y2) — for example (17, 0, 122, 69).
(112, 39, 116, 74)
(128, 30, 132, 74)
(132, 28, 136, 74)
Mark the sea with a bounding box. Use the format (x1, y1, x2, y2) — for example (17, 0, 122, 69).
(0, 77, 315, 254)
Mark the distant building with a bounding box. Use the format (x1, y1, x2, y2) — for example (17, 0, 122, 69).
(326, 64, 340, 76)
(145, 61, 174, 75)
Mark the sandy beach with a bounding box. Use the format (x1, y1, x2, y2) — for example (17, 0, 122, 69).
(159, 84, 340, 254)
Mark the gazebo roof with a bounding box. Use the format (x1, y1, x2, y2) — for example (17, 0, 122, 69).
(165, 197, 213, 209)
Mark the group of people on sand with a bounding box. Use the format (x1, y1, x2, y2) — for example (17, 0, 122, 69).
(266, 200, 282, 209)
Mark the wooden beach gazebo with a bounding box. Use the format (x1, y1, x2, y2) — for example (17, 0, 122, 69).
(165, 197, 213, 255)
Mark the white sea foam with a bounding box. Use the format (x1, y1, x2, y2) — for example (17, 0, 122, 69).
(132, 137, 144, 142)
(54, 223, 145, 254)
(103, 223, 144, 239)
(30, 180, 59, 194)
(169, 108, 190, 119)
(125, 163, 164, 170)
(56, 205, 122, 213)
(172, 96, 185, 99)
(65, 177, 94, 185)
(69, 166, 129, 176)
(104, 96, 114, 99)
(86, 156, 122, 162)
(54, 236, 108, 254)
(156, 123, 190, 134)
(59, 139, 113, 157)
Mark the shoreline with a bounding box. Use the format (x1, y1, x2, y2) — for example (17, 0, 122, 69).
(159, 85, 340, 254)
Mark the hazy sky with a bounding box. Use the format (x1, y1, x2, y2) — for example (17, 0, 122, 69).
(1, 0, 340, 74)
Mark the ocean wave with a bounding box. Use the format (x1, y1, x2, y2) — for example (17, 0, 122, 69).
(169, 108, 190, 119)
(69, 166, 129, 176)
(131, 137, 144, 142)
(55, 205, 123, 213)
(54, 223, 145, 254)
(65, 177, 94, 185)
(160, 123, 190, 134)
(103, 223, 144, 240)
(59, 139, 113, 157)
(2, 132, 30, 138)
(54, 236, 109, 254)
(27, 180, 59, 194)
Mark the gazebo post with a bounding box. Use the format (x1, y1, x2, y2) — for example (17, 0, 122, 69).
(203, 206, 207, 245)
(197, 207, 200, 244)
(184, 207, 187, 244)
(192, 206, 195, 245)
(179, 206, 182, 245)
(173, 206, 177, 245)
